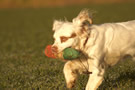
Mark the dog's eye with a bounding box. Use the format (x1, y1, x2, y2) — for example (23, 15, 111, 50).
(60, 36, 68, 43)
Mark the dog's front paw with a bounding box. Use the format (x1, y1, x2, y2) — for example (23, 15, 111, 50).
(67, 80, 76, 89)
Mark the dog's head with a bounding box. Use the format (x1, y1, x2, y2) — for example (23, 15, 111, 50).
(52, 9, 93, 53)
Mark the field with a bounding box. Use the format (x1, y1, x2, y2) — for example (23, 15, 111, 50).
(0, 3, 135, 90)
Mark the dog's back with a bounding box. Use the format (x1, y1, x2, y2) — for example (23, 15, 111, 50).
(93, 20, 135, 66)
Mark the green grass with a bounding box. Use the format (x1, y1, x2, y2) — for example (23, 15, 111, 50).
(0, 3, 135, 90)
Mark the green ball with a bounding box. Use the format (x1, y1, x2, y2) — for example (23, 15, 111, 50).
(63, 48, 80, 60)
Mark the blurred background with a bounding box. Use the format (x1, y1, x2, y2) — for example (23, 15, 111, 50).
(0, 0, 135, 8)
(0, 0, 135, 90)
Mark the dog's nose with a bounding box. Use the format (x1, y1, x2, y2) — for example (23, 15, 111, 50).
(51, 46, 58, 53)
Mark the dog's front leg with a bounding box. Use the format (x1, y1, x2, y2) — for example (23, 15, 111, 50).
(63, 61, 78, 88)
(86, 66, 105, 90)
(63, 60, 86, 89)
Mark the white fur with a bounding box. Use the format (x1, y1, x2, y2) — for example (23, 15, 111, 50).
(52, 9, 135, 90)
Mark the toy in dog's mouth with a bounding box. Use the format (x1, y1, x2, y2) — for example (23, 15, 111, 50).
(45, 45, 80, 60)
(45, 45, 56, 58)
(45, 45, 92, 74)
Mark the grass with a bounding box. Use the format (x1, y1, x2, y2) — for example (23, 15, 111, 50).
(0, 3, 135, 90)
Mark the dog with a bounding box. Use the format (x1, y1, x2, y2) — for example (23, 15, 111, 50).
(51, 9, 135, 90)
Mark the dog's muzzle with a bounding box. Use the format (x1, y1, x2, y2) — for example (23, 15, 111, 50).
(51, 46, 58, 53)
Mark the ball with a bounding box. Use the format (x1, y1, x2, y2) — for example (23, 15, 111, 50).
(45, 45, 80, 60)
(63, 48, 80, 60)
(45, 45, 56, 58)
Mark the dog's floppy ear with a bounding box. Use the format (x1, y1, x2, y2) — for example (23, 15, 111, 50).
(72, 9, 92, 26)
(53, 20, 63, 31)
(73, 9, 93, 38)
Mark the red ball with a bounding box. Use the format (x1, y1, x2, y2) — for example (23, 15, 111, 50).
(45, 45, 56, 58)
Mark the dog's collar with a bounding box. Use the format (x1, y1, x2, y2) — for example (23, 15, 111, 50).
(83, 30, 91, 47)
(84, 71, 92, 74)
(83, 36, 89, 47)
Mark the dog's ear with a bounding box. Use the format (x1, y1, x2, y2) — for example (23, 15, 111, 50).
(53, 20, 63, 31)
(72, 9, 92, 27)
(73, 9, 92, 38)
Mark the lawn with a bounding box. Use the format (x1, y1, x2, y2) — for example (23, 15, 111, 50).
(0, 3, 135, 90)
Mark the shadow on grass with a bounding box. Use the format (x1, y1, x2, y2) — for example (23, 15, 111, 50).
(99, 69, 135, 90)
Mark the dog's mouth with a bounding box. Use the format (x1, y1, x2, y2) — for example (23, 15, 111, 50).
(56, 47, 72, 53)
(51, 46, 73, 60)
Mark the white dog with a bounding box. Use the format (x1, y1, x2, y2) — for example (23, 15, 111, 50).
(51, 9, 135, 90)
